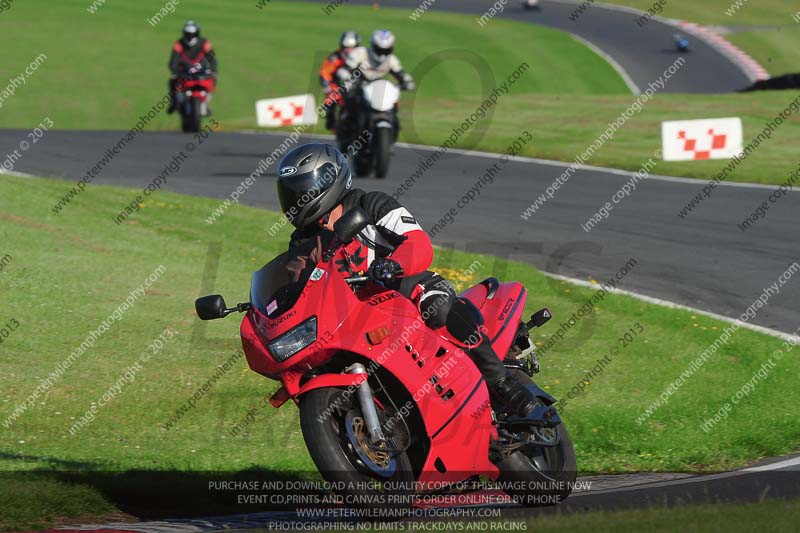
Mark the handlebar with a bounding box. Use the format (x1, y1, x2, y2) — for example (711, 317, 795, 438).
(344, 266, 404, 286)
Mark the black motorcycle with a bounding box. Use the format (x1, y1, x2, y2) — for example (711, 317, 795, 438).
(175, 63, 216, 133)
(337, 79, 405, 179)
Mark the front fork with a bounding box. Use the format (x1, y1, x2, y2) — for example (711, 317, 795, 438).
(347, 363, 386, 444)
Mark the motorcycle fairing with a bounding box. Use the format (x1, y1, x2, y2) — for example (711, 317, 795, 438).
(461, 281, 528, 360)
(240, 252, 531, 485)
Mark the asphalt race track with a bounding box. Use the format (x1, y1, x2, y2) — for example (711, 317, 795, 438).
(2, 129, 798, 335)
(308, 0, 755, 93)
(49, 455, 800, 532)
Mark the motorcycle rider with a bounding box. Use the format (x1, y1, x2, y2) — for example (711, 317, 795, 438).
(168, 20, 217, 114)
(673, 33, 690, 52)
(339, 30, 415, 137)
(345, 30, 415, 89)
(320, 31, 361, 131)
(276, 143, 537, 418)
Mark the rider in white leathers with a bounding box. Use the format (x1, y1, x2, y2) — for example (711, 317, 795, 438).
(335, 30, 414, 142)
(340, 30, 415, 89)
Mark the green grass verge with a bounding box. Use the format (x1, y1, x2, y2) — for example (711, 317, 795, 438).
(605, 0, 796, 25)
(1, 175, 798, 529)
(728, 27, 800, 76)
(405, 91, 800, 185)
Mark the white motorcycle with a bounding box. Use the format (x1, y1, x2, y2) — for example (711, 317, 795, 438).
(338, 79, 402, 179)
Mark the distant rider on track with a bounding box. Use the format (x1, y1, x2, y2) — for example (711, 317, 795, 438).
(339, 30, 415, 138)
(168, 20, 218, 114)
(344, 30, 415, 90)
(320, 31, 361, 131)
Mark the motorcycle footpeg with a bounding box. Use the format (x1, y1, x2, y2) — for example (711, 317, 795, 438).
(502, 405, 561, 429)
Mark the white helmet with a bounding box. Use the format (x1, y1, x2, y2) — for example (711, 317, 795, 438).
(371, 30, 395, 59)
(340, 30, 360, 50)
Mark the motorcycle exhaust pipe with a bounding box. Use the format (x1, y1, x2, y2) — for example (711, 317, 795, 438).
(347, 363, 386, 444)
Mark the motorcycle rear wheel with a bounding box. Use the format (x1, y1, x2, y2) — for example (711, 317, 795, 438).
(299, 386, 414, 520)
(495, 370, 577, 506)
(354, 152, 373, 178)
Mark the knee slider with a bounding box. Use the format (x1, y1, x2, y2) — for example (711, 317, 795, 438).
(418, 289, 453, 330)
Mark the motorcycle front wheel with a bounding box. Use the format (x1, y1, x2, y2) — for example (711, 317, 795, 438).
(354, 152, 373, 178)
(299, 386, 414, 519)
(373, 128, 391, 178)
(495, 370, 577, 506)
(181, 98, 202, 133)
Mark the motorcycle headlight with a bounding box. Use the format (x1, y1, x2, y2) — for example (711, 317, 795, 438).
(267, 316, 317, 362)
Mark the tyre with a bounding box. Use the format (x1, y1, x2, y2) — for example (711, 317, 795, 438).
(354, 152, 373, 178)
(374, 128, 391, 178)
(182, 98, 201, 133)
(495, 370, 577, 506)
(299, 387, 414, 520)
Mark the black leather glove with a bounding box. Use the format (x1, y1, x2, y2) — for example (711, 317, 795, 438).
(400, 73, 415, 91)
(368, 258, 402, 282)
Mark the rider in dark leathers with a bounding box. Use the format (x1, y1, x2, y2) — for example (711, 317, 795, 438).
(168, 20, 217, 114)
(320, 31, 361, 131)
(275, 143, 538, 417)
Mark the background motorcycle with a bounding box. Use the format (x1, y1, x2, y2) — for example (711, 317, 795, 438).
(195, 208, 577, 516)
(674, 34, 690, 53)
(176, 63, 215, 133)
(337, 79, 403, 179)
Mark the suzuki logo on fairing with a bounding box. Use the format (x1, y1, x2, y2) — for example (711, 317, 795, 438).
(367, 292, 399, 306)
(279, 166, 298, 176)
(267, 309, 296, 326)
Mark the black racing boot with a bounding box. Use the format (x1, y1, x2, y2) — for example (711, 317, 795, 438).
(491, 374, 537, 418)
(443, 299, 538, 418)
(167, 78, 178, 114)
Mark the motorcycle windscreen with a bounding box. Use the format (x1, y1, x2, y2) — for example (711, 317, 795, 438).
(362, 80, 399, 112)
(250, 252, 312, 318)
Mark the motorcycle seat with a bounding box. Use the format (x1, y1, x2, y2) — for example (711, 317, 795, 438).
(460, 277, 499, 309)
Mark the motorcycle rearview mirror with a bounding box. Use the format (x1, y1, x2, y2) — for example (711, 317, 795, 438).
(526, 307, 552, 329)
(195, 295, 252, 320)
(195, 295, 228, 320)
(334, 207, 369, 244)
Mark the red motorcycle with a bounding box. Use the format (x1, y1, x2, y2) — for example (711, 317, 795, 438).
(176, 63, 215, 133)
(196, 208, 576, 516)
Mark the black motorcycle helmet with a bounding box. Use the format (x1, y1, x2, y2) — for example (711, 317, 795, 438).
(277, 144, 352, 229)
(182, 20, 200, 46)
